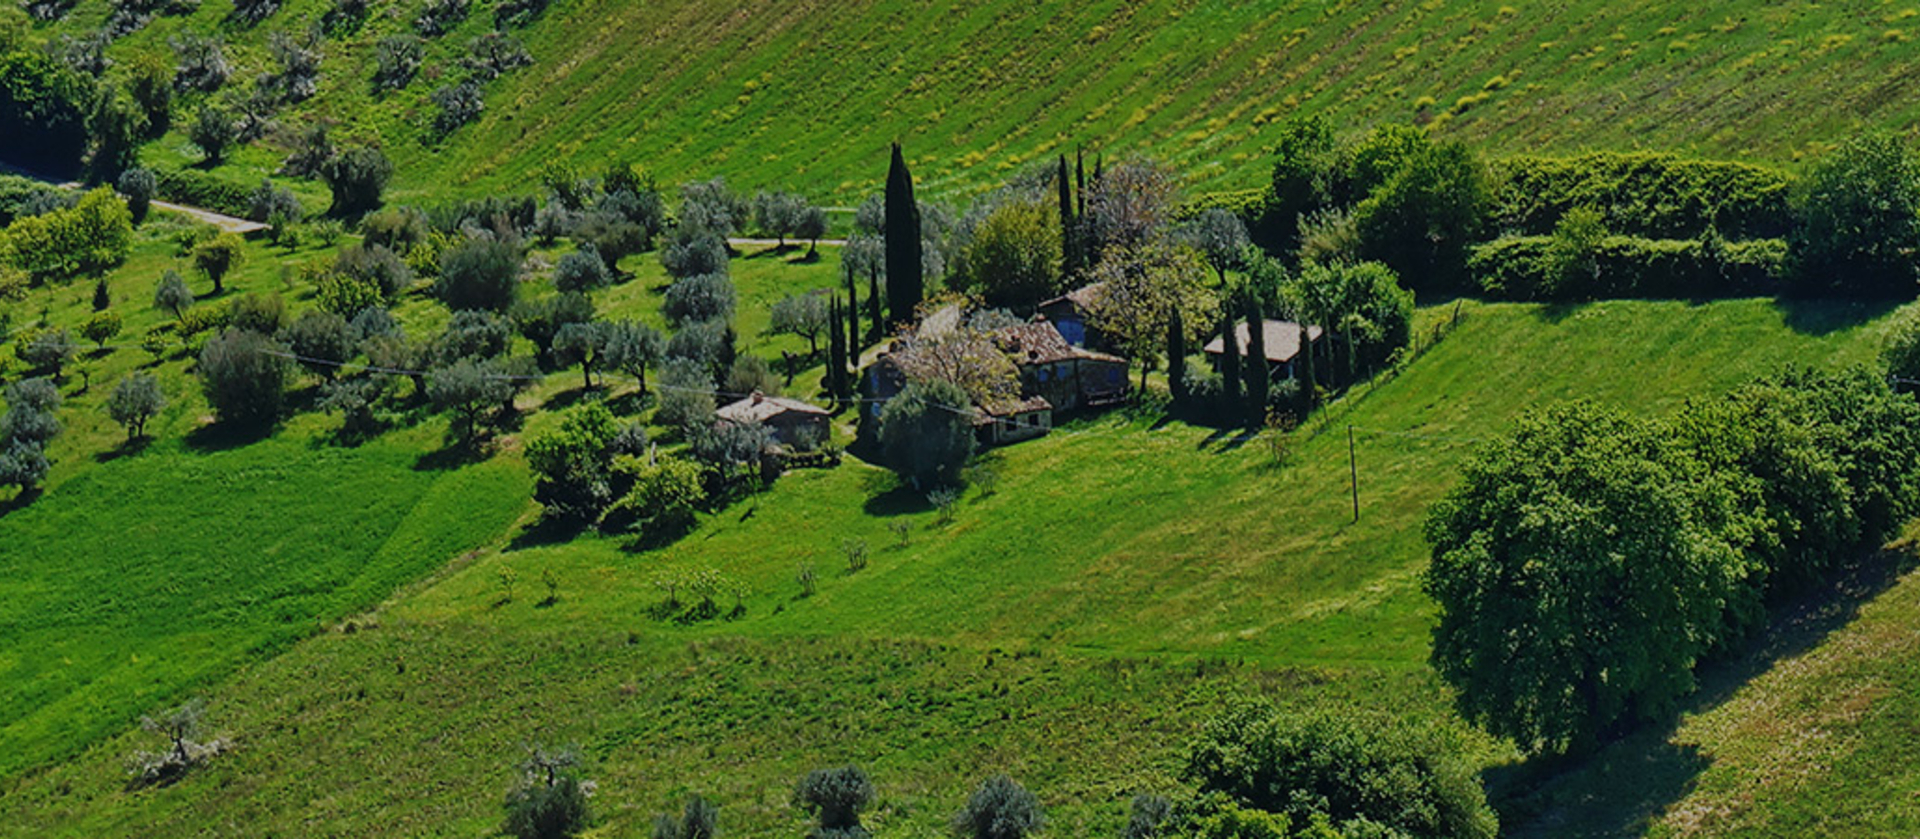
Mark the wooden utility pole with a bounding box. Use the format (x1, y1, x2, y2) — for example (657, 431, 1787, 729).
(1348, 425, 1359, 523)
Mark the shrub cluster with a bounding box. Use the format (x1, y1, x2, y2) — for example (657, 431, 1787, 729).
(1179, 700, 1497, 839)
(155, 167, 253, 218)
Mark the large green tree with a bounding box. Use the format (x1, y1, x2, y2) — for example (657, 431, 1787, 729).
(1353, 141, 1487, 290)
(961, 198, 1062, 310)
(1424, 401, 1750, 754)
(1790, 132, 1920, 297)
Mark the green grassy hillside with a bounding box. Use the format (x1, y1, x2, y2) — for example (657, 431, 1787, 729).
(2, 293, 1903, 836)
(34, 0, 1920, 204)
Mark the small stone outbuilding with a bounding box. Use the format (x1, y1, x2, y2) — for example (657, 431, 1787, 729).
(716, 391, 830, 446)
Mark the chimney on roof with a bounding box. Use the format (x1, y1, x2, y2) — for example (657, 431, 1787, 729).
(751, 390, 764, 405)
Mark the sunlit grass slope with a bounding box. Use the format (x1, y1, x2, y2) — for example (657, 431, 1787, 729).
(0, 295, 1898, 836)
(36, 0, 1920, 203)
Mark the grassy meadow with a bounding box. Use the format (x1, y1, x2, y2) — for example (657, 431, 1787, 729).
(29, 0, 1920, 205)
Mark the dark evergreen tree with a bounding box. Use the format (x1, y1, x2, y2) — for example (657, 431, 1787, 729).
(868, 267, 882, 345)
(1075, 148, 1086, 218)
(1298, 322, 1317, 414)
(883, 142, 923, 327)
(92, 278, 110, 312)
(1167, 304, 1186, 405)
(1219, 307, 1241, 414)
(1244, 297, 1268, 426)
(1057, 153, 1078, 278)
(844, 263, 860, 353)
(827, 296, 848, 405)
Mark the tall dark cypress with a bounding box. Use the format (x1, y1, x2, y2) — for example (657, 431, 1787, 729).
(844, 264, 861, 352)
(1167, 304, 1187, 405)
(883, 142, 923, 327)
(1298, 322, 1317, 414)
(1220, 305, 1242, 415)
(1075, 148, 1086, 219)
(1057, 154, 1077, 278)
(868, 265, 883, 344)
(827, 296, 848, 404)
(1244, 298, 1269, 426)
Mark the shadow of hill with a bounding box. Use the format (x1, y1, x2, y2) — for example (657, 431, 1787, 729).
(1493, 544, 1919, 836)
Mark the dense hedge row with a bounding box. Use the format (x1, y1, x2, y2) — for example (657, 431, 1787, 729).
(155, 168, 254, 219)
(1491, 151, 1793, 240)
(1472, 235, 1787, 301)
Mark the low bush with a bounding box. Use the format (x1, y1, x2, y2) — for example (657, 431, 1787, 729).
(1183, 701, 1496, 839)
(155, 168, 252, 218)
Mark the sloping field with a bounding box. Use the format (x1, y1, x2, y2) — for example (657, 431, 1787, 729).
(2, 295, 1902, 836)
(43, 0, 1920, 202)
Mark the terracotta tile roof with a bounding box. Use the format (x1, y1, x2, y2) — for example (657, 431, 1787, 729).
(1038, 283, 1106, 311)
(993, 321, 1128, 366)
(716, 391, 829, 424)
(1202, 320, 1324, 365)
(974, 396, 1053, 424)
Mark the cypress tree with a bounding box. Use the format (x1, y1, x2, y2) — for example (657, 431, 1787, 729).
(1167, 304, 1187, 405)
(827, 296, 848, 404)
(1075, 148, 1086, 219)
(1220, 304, 1242, 417)
(844, 263, 861, 352)
(883, 142, 923, 327)
(1057, 154, 1078, 278)
(1298, 322, 1317, 414)
(868, 265, 883, 345)
(1244, 298, 1269, 426)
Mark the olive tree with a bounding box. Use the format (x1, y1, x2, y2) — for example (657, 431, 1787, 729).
(769, 290, 830, 355)
(662, 272, 735, 325)
(552, 245, 610, 293)
(502, 745, 592, 839)
(319, 145, 392, 217)
(879, 378, 974, 490)
(793, 765, 874, 838)
(192, 232, 244, 294)
(434, 235, 522, 311)
(197, 329, 291, 426)
(427, 357, 514, 443)
(952, 775, 1044, 839)
(103, 373, 164, 441)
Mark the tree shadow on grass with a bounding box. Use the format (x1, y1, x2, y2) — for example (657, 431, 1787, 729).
(183, 419, 274, 453)
(860, 475, 930, 518)
(94, 436, 152, 463)
(541, 386, 597, 412)
(506, 516, 584, 553)
(0, 486, 42, 517)
(1527, 301, 1590, 325)
(413, 440, 489, 471)
(1772, 296, 1905, 337)
(1493, 543, 1920, 836)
